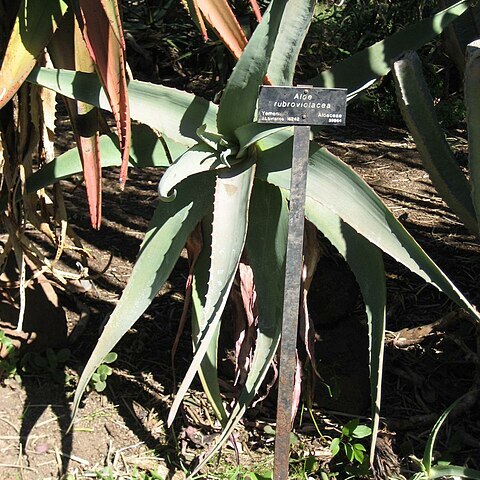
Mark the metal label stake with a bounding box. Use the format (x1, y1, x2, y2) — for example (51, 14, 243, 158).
(257, 85, 347, 480)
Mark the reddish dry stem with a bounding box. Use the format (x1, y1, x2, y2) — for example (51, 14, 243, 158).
(249, 0, 262, 22)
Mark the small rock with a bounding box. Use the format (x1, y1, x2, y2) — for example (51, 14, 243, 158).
(155, 464, 169, 479)
(171, 470, 186, 480)
(34, 443, 50, 454)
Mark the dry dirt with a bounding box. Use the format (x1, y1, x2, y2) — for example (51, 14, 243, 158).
(1, 117, 480, 479)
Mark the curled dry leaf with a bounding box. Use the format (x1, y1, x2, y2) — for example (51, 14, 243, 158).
(171, 224, 204, 382)
(233, 259, 258, 385)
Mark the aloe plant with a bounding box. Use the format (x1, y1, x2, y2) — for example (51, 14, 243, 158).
(392, 41, 480, 236)
(4, 0, 479, 476)
(0, 0, 130, 228)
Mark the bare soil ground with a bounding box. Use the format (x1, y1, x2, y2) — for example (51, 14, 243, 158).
(1, 116, 480, 480)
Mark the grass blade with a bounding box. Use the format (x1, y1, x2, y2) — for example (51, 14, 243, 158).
(423, 392, 471, 472)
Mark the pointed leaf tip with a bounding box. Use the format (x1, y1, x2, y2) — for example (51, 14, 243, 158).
(196, 0, 248, 60)
(76, 0, 131, 186)
(49, 12, 104, 230)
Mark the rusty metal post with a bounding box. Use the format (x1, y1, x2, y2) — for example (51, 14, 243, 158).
(273, 125, 310, 479)
(256, 85, 346, 479)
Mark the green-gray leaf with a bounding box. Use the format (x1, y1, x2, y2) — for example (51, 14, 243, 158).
(392, 50, 477, 235)
(71, 172, 216, 421)
(190, 179, 288, 476)
(255, 132, 480, 321)
(191, 215, 228, 424)
(217, 0, 288, 137)
(466, 40, 480, 233)
(304, 203, 385, 462)
(266, 0, 316, 85)
(26, 124, 177, 195)
(167, 163, 256, 426)
(158, 144, 219, 201)
(309, 0, 470, 98)
(27, 67, 218, 147)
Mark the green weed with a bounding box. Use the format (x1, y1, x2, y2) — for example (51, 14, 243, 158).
(329, 419, 372, 478)
(0, 329, 21, 382)
(409, 392, 480, 480)
(85, 465, 165, 479)
(89, 351, 117, 393)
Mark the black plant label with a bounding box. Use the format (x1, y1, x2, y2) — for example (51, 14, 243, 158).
(257, 85, 347, 126)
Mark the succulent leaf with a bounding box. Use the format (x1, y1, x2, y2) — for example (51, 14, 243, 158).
(216, 0, 287, 137)
(304, 202, 385, 463)
(196, 0, 248, 59)
(49, 9, 103, 229)
(440, 0, 480, 72)
(255, 133, 480, 322)
(191, 216, 227, 424)
(392, 50, 477, 235)
(466, 40, 480, 232)
(266, 0, 315, 85)
(71, 172, 217, 421)
(158, 144, 218, 201)
(27, 67, 218, 149)
(22, 125, 173, 200)
(167, 162, 256, 426)
(74, 0, 131, 186)
(190, 179, 288, 475)
(310, 0, 471, 99)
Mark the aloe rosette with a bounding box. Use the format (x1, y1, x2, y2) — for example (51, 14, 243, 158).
(16, 0, 480, 474)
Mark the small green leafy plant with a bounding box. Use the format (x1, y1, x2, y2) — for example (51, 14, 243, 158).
(90, 465, 165, 480)
(21, 347, 71, 384)
(289, 453, 322, 479)
(330, 419, 372, 476)
(89, 352, 117, 393)
(0, 330, 21, 382)
(130, 468, 166, 480)
(204, 468, 274, 480)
